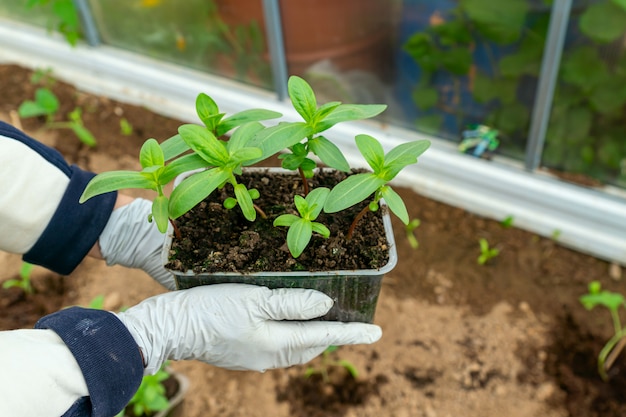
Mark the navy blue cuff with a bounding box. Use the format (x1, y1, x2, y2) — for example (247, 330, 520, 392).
(36, 307, 144, 417)
(23, 165, 117, 275)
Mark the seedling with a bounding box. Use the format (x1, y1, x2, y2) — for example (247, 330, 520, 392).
(18, 70, 97, 147)
(2, 262, 34, 295)
(500, 215, 514, 228)
(80, 76, 431, 259)
(273, 187, 331, 258)
(580, 281, 626, 380)
(477, 238, 499, 265)
(120, 118, 134, 136)
(26, 0, 81, 46)
(405, 218, 421, 249)
(304, 346, 359, 383)
(115, 365, 171, 417)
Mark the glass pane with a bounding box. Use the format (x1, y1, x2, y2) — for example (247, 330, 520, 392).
(88, 0, 273, 90)
(393, 0, 551, 160)
(542, 0, 626, 188)
(0, 1, 58, 28)
(278, 0, 394, 106)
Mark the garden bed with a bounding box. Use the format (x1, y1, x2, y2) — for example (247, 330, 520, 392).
(0, 63, 624, 417)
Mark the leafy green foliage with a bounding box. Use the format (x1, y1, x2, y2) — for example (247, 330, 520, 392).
(304, 346, 359, 383)
(405, 218, 421, 249)
(2, 262, 34, 295)
(477, 238, 499, 265)
(403, 0, 626, 186)
(26, 0, 81, 46)
(115, 366, 171, 417)
(18, 88, 59, 120)
(580, 281, 626, 380)
(81, 76, 430, 258)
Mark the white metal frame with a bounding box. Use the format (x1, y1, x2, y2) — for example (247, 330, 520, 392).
(1, 19, 624, 265)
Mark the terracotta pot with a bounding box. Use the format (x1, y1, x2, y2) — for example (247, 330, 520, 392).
(214, 0, 393, 78)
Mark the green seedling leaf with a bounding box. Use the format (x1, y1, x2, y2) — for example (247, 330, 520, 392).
(356, 134, 385, 172)
(249, 122, 312, 162)
(325, 173, 386, 213)
(151, 195, 170, 233)
(285, 219, 313, 258)
(380, 186, 409, 225)
(315, 104, 387, 133)
(196, 93, 221, 129)
(160, 134, 191, 161)
(18, 87, 59, 118)
(70, 123, 97, 147)
(80, 171, 156, 203)
(234, 183, 256, 221)
(307, 136, 350, 172)
(140, 139, 165, 168)
(288, 75, 318, 123)
(216, 109, 281, 137)
(178, 124, 229, 166)
(226, 121, 265, 154)
(168, 168, 230, 219)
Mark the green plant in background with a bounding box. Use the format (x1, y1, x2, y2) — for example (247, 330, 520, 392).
(80, 76, 430, 259)
(120, 117, 134, 136)
(403, 0, 626, 187)
(18, 69, 97, 147)
(551, 229, 562, 241)
(500, 215, 514, 229)
(2, 262, 34, 295)
(405, 218, 421, 249)
(26, 0, 81, 46)
(304, 346, 359, 383)
(115, 365, 171, 417)
(580, 281, 626, 380)
(477, 238, 499, 265)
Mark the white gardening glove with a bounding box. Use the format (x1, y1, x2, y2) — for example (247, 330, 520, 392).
(116, 284, 382, 375)
(99, 198, 176, 290)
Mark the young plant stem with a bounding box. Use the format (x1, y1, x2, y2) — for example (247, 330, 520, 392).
(298, 166, 309, 196)
(253, 203, 267, 219)
(346, 205, 370, 240)
(170, 219, 181, 240)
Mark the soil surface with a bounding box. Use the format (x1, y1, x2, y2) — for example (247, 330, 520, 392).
(1, 63, 626, 417)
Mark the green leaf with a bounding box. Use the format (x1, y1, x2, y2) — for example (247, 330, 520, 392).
(311, 222, 330, 238)
(34, 87, 59, 112)
(249, 122, 312, 162)
(355, 134, 385, 172)
(315, 104, 387, 133)
(152, 195, 170, 233)
(195, 93, 220, 127)
(614, 0, 626, 11)
(216, 109, 281, 137)
(160, 134, 190, 161)
(324, 173, 386, 213)
(226, 122, 265, 154)
(580, 291, 625, 311)
(168, 168, 230, 219)
(288, 75, 318, 123)
(234, 183, 255, 221)
(381, 186, 409, 225)
(461, 0, 528, 44)
(231, 147, 263, 164)
(580, 1, 626, 43)
(313, 101, 342, 123)
(385, 140, 431, 170)
(293, 194, 308, 216)
(18, 101, 47, 118)
(178, 124, 229, 166)
(139, 139, 165, 168)
(273, 213, 300, 227)
(307, 136, 350, 172)
(70, 124, 97, 147)
(286, 219, 313, 258)
(80, 171, 156, 203)
(412, 85, 439, 110)
(305, 187, 330, 219)
(160, 153, 209, 184)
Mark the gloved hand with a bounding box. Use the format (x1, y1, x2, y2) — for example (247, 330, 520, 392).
(99, 198, 176, 290)
(116, 284, 382, 375)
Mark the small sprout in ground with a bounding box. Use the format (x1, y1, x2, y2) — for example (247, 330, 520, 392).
(304, 346, 359, 383)
(552, 229, 562, 241)
(120, 117, 134, 136)
(115, 365, 171, 417)
(2, 262, 34, 295)
(87, 294, 105, 310)
(273, 187, 331, 258)
(500, 215, 514, 228)
(405, 218, 421, 249)
(477, 238, 499, 265)
(579, 281, 626, 380)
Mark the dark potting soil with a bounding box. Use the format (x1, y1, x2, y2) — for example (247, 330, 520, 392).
(166, 169, 390, 274)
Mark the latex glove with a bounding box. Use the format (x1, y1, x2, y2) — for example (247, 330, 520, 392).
(99, 198, 176, 290)
(117, 284, 382, 374)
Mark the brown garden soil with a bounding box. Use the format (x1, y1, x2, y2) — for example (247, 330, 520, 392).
(1, 63, 626, 417)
